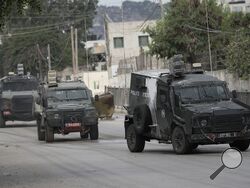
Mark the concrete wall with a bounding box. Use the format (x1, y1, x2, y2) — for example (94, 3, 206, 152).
(207, 70, 250, 92)
(57, 67, 109, 95)
(78, 71, 109, 95)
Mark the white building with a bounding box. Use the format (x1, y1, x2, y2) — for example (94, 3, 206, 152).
(218, 0, 250, 12)
(78, 71, 109, 95)
(105, 20, 156, 78)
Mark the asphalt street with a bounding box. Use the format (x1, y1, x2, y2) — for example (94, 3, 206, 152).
(0, 115, 250, 188)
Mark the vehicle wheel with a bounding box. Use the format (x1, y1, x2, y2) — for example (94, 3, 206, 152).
(0, 113, 6, 128)
(172, 126, 192, 154)
(45, 122, 54, 143)
(133, 105, 152, 134)
(126, 125, 145, 153)
(80, 132, 89, 139)
(37, 118, 45, 141)
(191, 144, 199, 150)
(90, 124, 99, 140)
(229, 140, 250, 151)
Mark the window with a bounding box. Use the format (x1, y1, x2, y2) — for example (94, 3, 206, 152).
(66, 75, 71, 81)
(113, 37, 124, 48)
(246, 6, 250, 12)
(139, 36, 149, 47)
(94, 81, 100, 89)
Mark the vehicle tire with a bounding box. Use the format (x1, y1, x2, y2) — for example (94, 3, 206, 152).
(133, 105, 152, 134)
(172, 126, 192, 154)
(90, 124, 99, 140)
(0, 113, 6, 128)
(37, 118, 45, 141)
(126, 124, 145, 153)
(191, 144, 199, 150)
(229, 140, 250, 151)
(80, 132, 89, 139)
(45, 122, 54, 143)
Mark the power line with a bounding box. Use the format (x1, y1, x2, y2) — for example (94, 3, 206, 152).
(1, 18, 85, 38)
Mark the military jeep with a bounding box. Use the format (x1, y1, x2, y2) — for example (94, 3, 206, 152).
(36, 80, 98, 142)
(0, 74, 38, 128)
(124, 56, 250, 154)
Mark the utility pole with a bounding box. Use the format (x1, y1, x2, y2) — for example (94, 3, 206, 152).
(121, 0, 127, 88)
(36, 44, 43, 81)
(75, 28, 79, 75)
(159, 0, 164, 19)
(205, 0, 213, 74)
(84, 17, 90, 87)
(71, 26, 76, 76)
(47, 44, 51, 71)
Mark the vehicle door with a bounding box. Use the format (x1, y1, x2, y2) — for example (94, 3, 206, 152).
(156, 83, 173, 138)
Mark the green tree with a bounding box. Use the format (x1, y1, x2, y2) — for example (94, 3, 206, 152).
(147, 0, 227, 66)
(0, 0, 98, 77)
(0, 0, 41, 28)
(225, 12, 250, 79)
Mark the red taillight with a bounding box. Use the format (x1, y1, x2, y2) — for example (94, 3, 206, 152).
(3, 111, 11, 116)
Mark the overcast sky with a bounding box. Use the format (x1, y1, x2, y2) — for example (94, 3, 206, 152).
(99, 0, 170, 6)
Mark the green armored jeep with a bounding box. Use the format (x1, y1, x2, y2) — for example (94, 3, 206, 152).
(0, 74, 38, 128)
(36, 81, 99, 142)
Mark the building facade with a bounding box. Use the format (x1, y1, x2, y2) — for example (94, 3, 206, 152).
(105, 20, 156, 78)
(218, 0, 250, 12)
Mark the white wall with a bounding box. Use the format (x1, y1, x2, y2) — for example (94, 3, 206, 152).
(78, 71, 109, 95)
(207, 70, 250, 92)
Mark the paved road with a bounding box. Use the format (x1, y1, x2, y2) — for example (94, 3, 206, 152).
(0, 116, 250, 188)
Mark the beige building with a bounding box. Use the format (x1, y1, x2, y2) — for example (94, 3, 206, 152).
(78, 71, 109, 95)
(105, 20, 156, 78)
(58, 67, 109, 95)
(218, 0, 250, 12)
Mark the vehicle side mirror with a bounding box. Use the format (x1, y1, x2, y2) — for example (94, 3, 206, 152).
(140, 86, 147, 91)
(232, 90, 237, 99)
(95, 95, 99, 102)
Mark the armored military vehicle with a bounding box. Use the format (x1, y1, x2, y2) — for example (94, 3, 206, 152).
(36, 73, 98, 142)
(124, 55, 250, 154)
(0, 67, 39, 128)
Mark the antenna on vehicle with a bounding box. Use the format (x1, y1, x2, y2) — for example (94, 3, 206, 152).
(17, 64, 24, 76)
(169, 54, 186, 77)
(48, 70, 58, 87)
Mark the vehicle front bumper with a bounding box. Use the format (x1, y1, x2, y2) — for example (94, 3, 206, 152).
(2, 110, 35, 121)
(47, 117, 98, 128)
(190, 130, 250, 144)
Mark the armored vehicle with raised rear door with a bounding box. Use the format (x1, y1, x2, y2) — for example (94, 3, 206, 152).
(124, 55, 250, 154)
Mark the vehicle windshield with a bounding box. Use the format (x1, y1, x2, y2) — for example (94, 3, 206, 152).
(47, 89, 89, 102)
(2, 81, 38, 91)
(175, 84, 229, 104)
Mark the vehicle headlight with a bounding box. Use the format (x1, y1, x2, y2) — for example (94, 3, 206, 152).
(85, 110, 97, 117)
(54, 114, 61, 119)
(200, 119, 208, 127)
(1, 99, 11, 110)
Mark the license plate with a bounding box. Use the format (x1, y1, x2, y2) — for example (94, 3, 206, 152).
(65, 123, 81, 127)
(218, 132, 237, 138)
